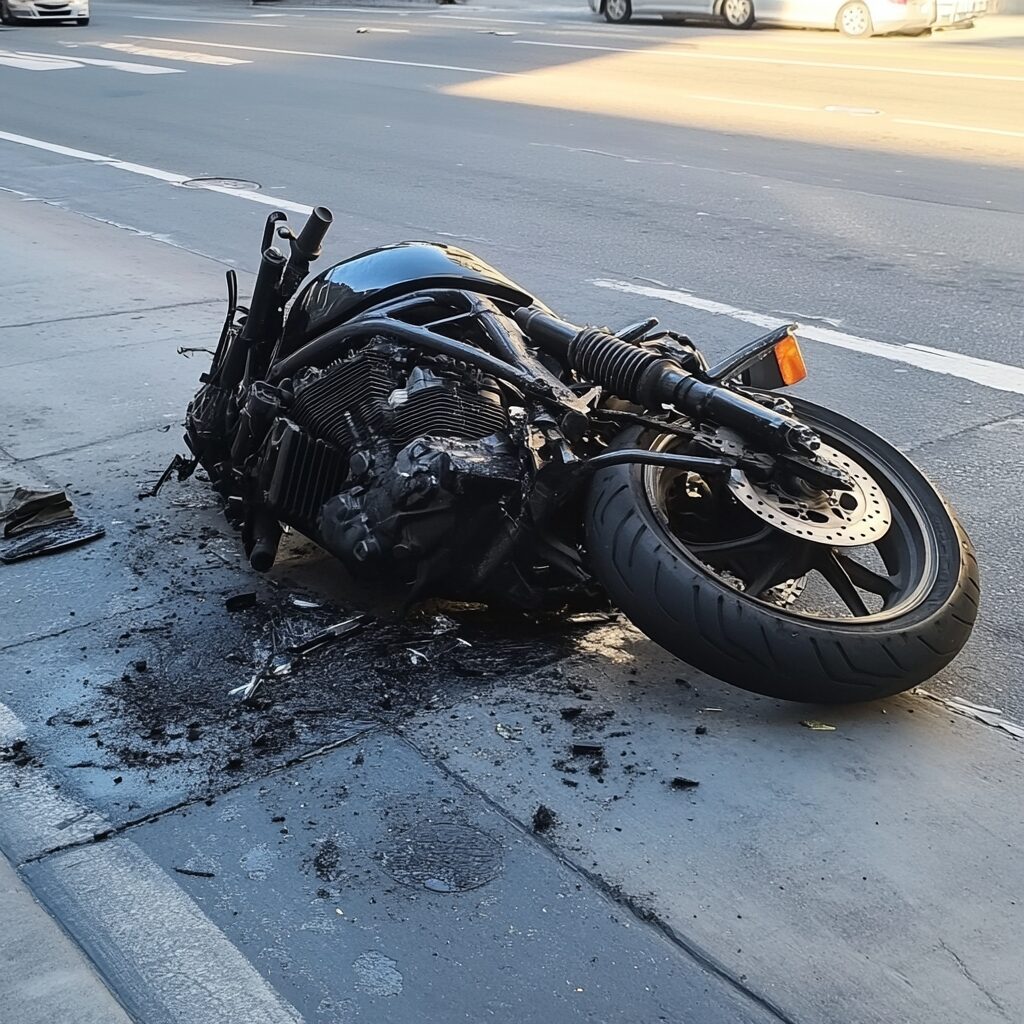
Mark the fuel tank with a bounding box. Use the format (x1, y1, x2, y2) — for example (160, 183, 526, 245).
(282, 241, 537, 352)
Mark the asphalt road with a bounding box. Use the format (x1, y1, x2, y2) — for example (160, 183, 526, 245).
(1, 3, 1023, 1023)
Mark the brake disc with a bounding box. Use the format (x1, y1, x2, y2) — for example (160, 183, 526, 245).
(726, 442, 891, 547)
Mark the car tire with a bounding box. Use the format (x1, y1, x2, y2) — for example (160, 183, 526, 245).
(722, 0, 755, 29)
(1, 0, 19, 26)
(77, 17, 89, 24)
(604, 0, 631, 23)
(838, 1, 873, 37)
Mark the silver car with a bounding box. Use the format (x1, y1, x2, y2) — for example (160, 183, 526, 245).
(0, 0, 90, 25)
(590, 0, 943, 37)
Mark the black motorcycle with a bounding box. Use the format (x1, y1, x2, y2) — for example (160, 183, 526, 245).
(184, 206, 979, 704)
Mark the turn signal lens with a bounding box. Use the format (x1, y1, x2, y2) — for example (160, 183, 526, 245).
(774, 334, 807, 386)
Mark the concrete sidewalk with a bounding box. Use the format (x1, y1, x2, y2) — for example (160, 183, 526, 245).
(1, 853, 132, 1024)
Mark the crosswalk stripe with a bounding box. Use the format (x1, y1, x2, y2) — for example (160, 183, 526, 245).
(97, 42, 251, 66)
(17, 50, 184, 75)
(0, 50, 79, 71)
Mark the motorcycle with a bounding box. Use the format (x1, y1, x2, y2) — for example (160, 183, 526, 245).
(183, 206, 979, 703)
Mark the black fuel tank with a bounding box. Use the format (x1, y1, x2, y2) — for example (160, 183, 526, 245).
(282, 241, 536, 350)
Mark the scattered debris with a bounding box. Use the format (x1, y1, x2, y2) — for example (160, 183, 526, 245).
(914, 689, 1024, 740)
(174, 867, 215, 879)
(571, 741, 604, 758)
(224, 592, 258, 612)
(695, 725, 708, 736)
(800, 720, 837, 732)
(669, 777, 700, 790)
(290, 597, 321, 610)
(0, 518, 105, 564)
(176, 346, 215, 358)
(138, 453, 196, 500)
(229, 616, 370, 702)
(701, 707, 723, 713)
(560, 707, 584, 721)
(532, 804, 557, 833)
(133, 659, 148, 673)
(0, 481, 73, 536)
(495, 723, 522, 741)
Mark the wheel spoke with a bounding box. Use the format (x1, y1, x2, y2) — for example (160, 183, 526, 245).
(819, 552, 871, 616)
(743, 547, 804, 597)
(834, 553, 899, 600)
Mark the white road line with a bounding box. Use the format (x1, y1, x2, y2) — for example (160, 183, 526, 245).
(592, 279, 1024, 396)
(0, 129, 314, 215)
(130, 35, 515, 77)
(432, 14, 548, 24)
(18, 50, 184, 75)
(515, 39, 1024, 84)
(131, 16, 281, 27)
(894, 118, 1024, 140)
(96, 42, 251, 67)
(0, 50, 79, 71)
(0, 702, 303, 1024)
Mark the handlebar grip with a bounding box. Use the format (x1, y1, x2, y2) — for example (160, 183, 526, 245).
(294, 206, 333, 260)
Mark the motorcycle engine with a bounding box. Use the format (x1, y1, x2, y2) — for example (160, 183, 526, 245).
(255, 338, 523, 591)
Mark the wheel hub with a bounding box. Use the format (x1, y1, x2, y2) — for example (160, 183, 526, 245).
(726, 442, 891, 546)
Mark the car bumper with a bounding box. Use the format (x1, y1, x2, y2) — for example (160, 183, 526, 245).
(871, 1, 937, 31)
(6, 1, 89, 19)
(935, 0, 987, 26)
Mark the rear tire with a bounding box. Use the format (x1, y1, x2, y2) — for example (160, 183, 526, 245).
(722, 0, 755, 29)
(1, 1, 19, 25)
(604, 0, 631, 24)
(77, 17, 90, 25)
(838, 1, 873, 37)
(583, 409, 979, 704)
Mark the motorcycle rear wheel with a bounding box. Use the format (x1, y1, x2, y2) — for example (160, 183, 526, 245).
(584, 400, 979, 703)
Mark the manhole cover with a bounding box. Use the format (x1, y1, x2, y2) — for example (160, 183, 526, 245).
(181, 177, 261, 191)
(380, 821, 502, 893)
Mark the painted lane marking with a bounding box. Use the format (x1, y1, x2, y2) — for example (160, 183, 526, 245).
(131, 16, 282, 27)
(1, 127, 1019, 397)
(431, 14, 548, 24)
(514, 39, 1024, 84)
(96, 42, 251, 66)
(0, 129, 315, 216)
(0, 50, 80, 71)
(17, 50, 184, 75)
(129, 35, 516, 77)
(592, 280, 1024, 397)
(894, 118, 1024, 140)
(0, 702, 303, 1024)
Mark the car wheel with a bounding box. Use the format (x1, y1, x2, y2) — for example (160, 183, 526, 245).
(838, 1, 873, 37)
(77, 17, 89, 24)
(604, 0, 631, 23)
(722, 0, 754, 29)
(1, 0, 19, 26)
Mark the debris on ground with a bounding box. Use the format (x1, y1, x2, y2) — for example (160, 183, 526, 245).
(800, 720, 837, 732)
(532, 804, 557, 833)
(0, 480, 73, 536)
(669, 776, 700, 790)
(914, 689, 1024, 740)
(695, 725, 708, 736)
(570, 742, 604, 757)
(0, 517, 105, 563)
(224, 592, 258, 613)
(229, 615, 370, 702)
(495, 723, 522, 741)
(173, 867, 215, 878)
(137, 453, 197, 499)
(560, 707, 584, 721)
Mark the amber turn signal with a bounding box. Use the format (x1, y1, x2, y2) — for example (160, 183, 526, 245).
(774, 334, 807, 386)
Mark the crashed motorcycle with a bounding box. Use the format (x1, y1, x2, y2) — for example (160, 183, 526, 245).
(184, 206, 979, 703)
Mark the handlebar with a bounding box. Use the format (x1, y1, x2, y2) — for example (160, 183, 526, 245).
(292, 206, 333, 262)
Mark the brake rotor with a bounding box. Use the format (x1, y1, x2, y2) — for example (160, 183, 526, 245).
(726, 442, 891, 547)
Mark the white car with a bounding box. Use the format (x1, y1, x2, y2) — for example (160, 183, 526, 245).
(0, 0, 89, 25)
(591, 0, 959, 37)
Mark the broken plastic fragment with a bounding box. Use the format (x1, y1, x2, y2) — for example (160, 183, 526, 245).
(800, 720, 837, 731)
(495, 723, 521, 741)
